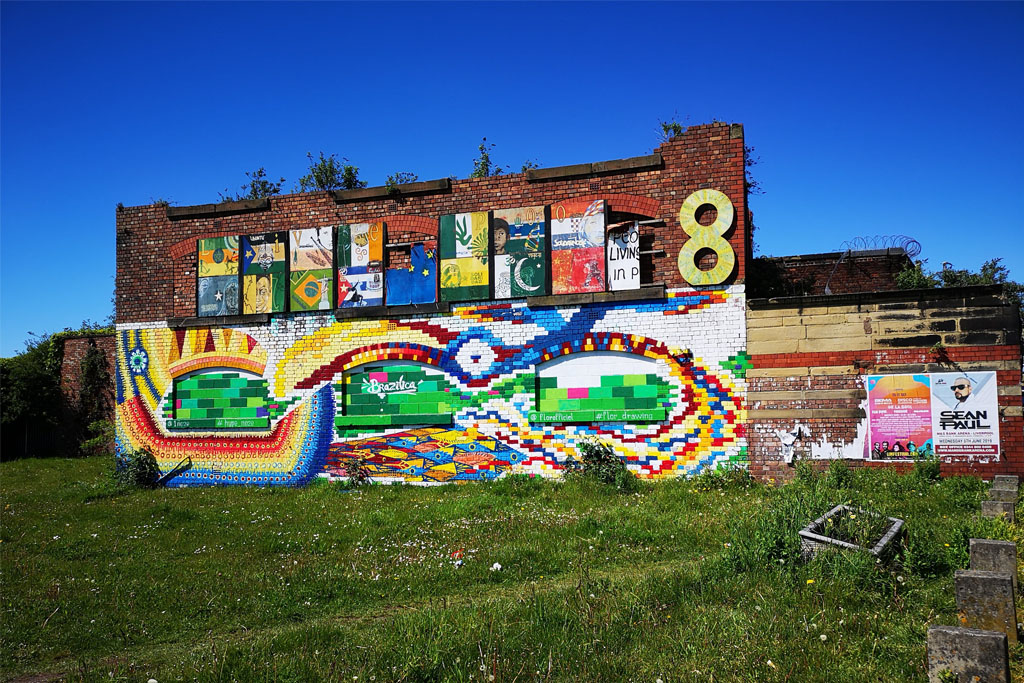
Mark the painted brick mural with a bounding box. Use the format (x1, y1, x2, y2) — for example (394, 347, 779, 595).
(114, 286, 748, 485)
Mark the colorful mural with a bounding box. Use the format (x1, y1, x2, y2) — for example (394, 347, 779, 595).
(337, 222, 384, 308)
(551, 199, 606, 294)
(385, 241, 437, 306)
(166, 372, 270, 430)
(492, 206, 547, 299)
(114, 286, 747, 485)
(440, 212, 490, 302)
(197, 237, 240, 317)
(242, 232, 287, 314)
(336, 363, 454, 429)
(290, 227, 334, 311)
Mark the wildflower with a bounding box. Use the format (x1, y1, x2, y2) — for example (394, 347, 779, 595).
(490, 563, 502, 571)
(897, 575, 905, 584)
(806, 579, 815, 585)
(767, 660, 776, 670)
(820, 634, 828, 642)
(944, 543, 950, 547)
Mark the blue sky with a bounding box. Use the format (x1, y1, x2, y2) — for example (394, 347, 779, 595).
(2, 1, 1022, 356)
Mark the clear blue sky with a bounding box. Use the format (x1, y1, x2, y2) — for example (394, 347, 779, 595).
(2, 1, 1022, 356)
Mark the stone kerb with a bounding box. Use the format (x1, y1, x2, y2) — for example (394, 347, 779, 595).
(969, 539, 1018, 594)
(954, 569, 1018, 644)
(797, 504, 904, 560)
(926, 626, 1010, 683)
(981, 501, 1016, 523)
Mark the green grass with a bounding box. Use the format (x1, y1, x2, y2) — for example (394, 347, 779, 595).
(1, 456, 1021, 681)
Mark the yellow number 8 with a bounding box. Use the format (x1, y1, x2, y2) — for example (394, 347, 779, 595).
(676, 189, 736, 286)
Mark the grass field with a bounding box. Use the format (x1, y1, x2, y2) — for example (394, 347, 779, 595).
(1, 456, 1021, 682)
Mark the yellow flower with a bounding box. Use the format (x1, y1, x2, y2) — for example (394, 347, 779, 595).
(944, 543, 950, 547)
(806, 579, 815, 585)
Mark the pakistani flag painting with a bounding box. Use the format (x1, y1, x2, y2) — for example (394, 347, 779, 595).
(439, 212, 490, 302)
(492, 205, 547, 298)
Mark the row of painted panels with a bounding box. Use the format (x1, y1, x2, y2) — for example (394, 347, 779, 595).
(196, 199, 643, 316)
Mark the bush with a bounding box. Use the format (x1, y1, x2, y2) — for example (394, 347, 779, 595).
(825, 459, 852, 489)
(569, 439, 638, 491)
(691, 464, 752, 491)
(114, 448, 162, 489)
(794, 458, 816, 484)
(912, 454, 941, 482)
(340, 454, 371, 487)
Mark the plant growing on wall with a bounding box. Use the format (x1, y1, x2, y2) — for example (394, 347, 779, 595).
(220, 167, 285, 201)
(298, 152, 367, 192)
(897, 258, 1023, 310)
(385, 171, 419, 194)
(470, 137, 507, 178)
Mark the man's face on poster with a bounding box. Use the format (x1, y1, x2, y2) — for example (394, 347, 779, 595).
(952, 378, 972, 403)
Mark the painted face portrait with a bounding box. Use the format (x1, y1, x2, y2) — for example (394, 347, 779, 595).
(255, 276, 271, 313)
(493, 221, 509, 255)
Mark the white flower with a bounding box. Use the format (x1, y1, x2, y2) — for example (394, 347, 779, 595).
(820, 634, 828, 642)
(490, 562, 502, 571)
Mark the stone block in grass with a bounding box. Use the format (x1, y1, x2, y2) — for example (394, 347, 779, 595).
(798, 504, 904, 561)
(988, 487, 1018, 503)
(981, 501, 1015, 523)
(993, 475, 1019, 488)
(969, 538, 1018, 594)
(926, 626, 1009, 683)
(954, 569, 1017, 644)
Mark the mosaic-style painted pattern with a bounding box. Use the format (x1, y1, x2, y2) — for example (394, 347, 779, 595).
(115, 286, 747, 485)
(336, 363, 454, 429)
(166, 372, 270, 430)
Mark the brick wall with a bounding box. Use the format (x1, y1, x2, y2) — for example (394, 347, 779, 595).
(747, 285, 1023, 481)
(116, 123, 749, 323)
(113, 123, 752, 486)
(762, 248, 913, 296)
(60, 334, 116, 415)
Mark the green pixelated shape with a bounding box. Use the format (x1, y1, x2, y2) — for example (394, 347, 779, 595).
(719, 351, 752, 379)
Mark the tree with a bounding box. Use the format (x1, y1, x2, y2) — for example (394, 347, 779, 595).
(470, 138, 507, 178)
(220, 167, 285, 201)
(0, 335, 64, 460)
(896, 258, 1023, 310)
(298, 152, 366, 192)
(385, 171, 419, 194)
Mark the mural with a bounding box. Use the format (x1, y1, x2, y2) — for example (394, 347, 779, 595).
(440, 212, 490, 302)
(551, 199, 606, 294)
(492, 206, 547, 299)
(197, 237, 240, 317)
(385, 241, 437, 306)
(114, 286, 747, 486)
(337, 222, 384, 308)
(242, 232, 287, 314)
(607, 221, 640, 291)
(336, 363, 454, 429)
(167, 372, 270, 430)
(290, 227, 334, 311)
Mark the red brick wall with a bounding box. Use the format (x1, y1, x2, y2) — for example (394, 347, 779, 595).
(60, 334, 116, 416)
(766, 249, 913, 296)
(115, 123, 750, 323)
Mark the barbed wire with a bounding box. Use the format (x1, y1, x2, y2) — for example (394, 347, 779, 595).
(838, 235, 921, 259)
